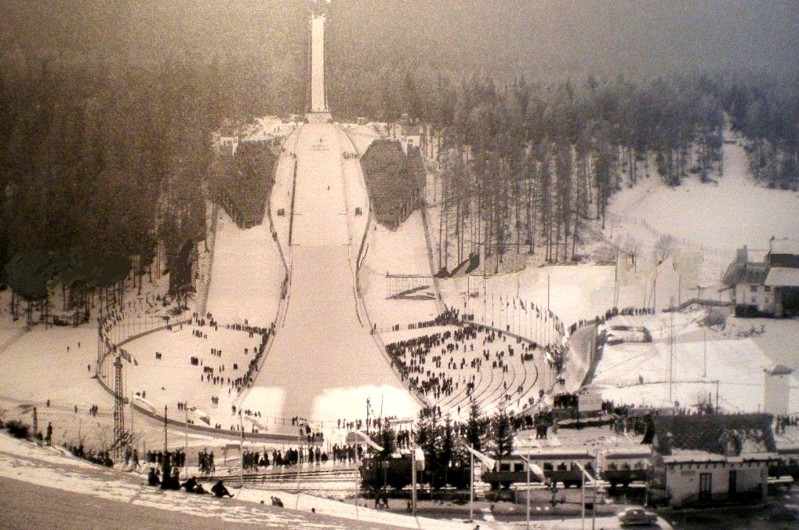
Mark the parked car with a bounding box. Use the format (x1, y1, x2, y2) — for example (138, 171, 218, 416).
(617, 506, 658, 526)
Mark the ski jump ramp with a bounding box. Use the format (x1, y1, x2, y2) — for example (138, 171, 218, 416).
(241, 122, 419, 422)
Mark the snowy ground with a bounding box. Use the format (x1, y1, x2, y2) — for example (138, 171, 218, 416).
(240, 122, 419, 424)
(589, 311, 799, 414)
(0, 116, 797, 527)
(361, 211, 441, 332)
(0, 433, 479, 530)
(604, 130, 799, 306)
(204, 207, 284, 328)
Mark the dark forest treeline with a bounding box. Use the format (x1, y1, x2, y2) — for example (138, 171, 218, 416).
(0, 56, 213, 274)
(0, 0, 796, 278)
(0, 51, 301, 269)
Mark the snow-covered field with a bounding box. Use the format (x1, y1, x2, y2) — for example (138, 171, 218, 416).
(605, 132, 799, 304)
(0, 433, 473, 530)
(0, 115, 797, 530)
(240, 122, 419, 423)
(591, 311, 799, 413)
(205, 207, 284, 328)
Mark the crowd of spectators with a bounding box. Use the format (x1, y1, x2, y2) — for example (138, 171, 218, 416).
(385, 308, 543, 416)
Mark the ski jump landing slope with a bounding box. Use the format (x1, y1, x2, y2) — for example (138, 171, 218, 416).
(241, 122, 419, 421)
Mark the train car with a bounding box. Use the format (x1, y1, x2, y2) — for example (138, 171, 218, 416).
(359, 454, 471, 491)
(482, 449, 596, 489)
(598, 446, 652, 489)
(769, 447, 799, 482)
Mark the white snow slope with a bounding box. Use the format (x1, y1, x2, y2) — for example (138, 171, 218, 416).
(240, 122, 418, 422)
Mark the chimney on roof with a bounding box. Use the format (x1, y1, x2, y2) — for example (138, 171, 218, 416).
(736, 245, 748, 264)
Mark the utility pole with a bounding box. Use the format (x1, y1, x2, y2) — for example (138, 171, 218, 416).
(163, 405, 168, 455)
(411, 443, 418, 517)
(703, 326, 708, 378)
(669, 297, 674, 406)
(469, 444, 474, 523)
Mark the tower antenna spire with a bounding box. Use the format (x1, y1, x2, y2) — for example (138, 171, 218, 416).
(307, 0, 332, 121)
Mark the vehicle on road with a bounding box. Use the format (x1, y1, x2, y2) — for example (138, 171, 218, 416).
(617, 506, 658, 526)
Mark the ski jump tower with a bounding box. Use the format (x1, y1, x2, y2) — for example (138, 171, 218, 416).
(307, 0, 332, 122)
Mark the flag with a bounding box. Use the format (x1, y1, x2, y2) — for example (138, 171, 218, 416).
(243, 414, 267, 431)
(410, 442, 426, 471)
(353, 430, 384, 452)
(191, 407, 211, 426)
(132, 395, 156, 413)
(464, 445, 496, 471)
(529, 462, 547, 481)
(520, 300, 526, 311)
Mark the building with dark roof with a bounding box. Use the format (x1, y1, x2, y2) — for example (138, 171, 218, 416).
(723, 244, 799, 317)
(649, 413, 778, 507)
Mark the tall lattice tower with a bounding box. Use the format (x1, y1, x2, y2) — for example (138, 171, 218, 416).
(113, 356, 125, 454)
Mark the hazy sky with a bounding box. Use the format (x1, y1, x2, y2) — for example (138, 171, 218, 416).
(330, 0, 799, 78)
(2, 0, 797, 79)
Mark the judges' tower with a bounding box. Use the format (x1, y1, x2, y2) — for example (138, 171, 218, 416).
(307, 0, 331, 121)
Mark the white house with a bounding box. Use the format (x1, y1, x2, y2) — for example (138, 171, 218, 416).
(723, 244, 799, 317)
(649, 414, 777, 508)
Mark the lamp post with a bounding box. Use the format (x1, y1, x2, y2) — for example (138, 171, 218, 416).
(703, 326, 708, 378)
(469, 444, 474, 523)
(411, 442, 418, 517)
(295, 420, 308, 507)
(573, 461, 596, 530)
(183, 404, 188, 480)
(519, 454, 531, 530)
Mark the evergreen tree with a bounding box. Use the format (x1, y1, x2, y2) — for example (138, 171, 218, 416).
(491, 409, 513, 469)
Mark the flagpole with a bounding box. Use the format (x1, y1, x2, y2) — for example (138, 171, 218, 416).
(163, 405, 168, 455)
(469, 444, 474, 523)
(184, 405, 188, 480)
(581, 464, 586, 530)
(239, 412, 244, 489)
(522, 454, 530, 530)
(411, 443, 417, 517)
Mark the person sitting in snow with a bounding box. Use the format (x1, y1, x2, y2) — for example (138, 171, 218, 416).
(182, 476, 205, 494)
(147, 468, 160, 487)
(211, 480, 233, 498)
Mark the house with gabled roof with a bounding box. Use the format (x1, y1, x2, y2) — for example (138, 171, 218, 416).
(649, 413, 778, 507)
(723, 243, 799, 317)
